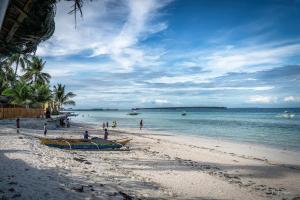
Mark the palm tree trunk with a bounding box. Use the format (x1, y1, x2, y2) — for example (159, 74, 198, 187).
(14, 59, 19, 81)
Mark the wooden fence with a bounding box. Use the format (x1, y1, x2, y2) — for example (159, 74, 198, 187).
(0, 108, 44, 119)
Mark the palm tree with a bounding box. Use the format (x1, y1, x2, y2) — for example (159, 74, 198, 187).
(23, 56, 51, 84)
(32, 83, 52, 108)
(53, 83, 76, 111)
(7, 53, 30, 80)
(0, 60, 15, 94)
(2, 79, 33, 108)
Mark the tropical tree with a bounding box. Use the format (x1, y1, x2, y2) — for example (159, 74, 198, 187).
(23, 56, 51, 84)
(0, 60, 15, 94)
(7, 53, 30, 80)
(53, 83, 76, 111)
(2, 79, 33, 108)
(32, 83, 53, 108)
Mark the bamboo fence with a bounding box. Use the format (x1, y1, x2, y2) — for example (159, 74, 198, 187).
(0, 108, 44, 119)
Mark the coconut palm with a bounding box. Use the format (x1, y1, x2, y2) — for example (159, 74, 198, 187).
(0, 60, 15, 94)
(7, 53, 30, 80)
(23, 56, 51, 84)
(2, 79, 33, 108)
(32, 83, 53, 107)
(53, 83, 76, 111)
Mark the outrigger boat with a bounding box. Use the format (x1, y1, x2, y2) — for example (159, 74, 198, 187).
(40, 137, 131, 150)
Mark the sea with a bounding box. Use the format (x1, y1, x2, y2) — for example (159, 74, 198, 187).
(71, 108, 300, 151)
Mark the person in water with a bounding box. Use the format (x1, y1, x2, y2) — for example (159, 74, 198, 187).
(102, 122, 105, 130)
(106, 121, 109, 128)
(104, 128, 109, 140)
(83, 130, 89, 140)
(112, 120, 117, 128)
(16, 118, 20, 133)
(140, 119, 143, 130)
(44, 123, 48, 136)
(66, 118, 70, 128)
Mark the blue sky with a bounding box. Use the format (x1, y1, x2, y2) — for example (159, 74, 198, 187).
(37, 0, 300, 108)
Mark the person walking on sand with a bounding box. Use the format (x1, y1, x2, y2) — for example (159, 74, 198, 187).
(104, 128, 109, 140)
(140, 119, 143, 130)
(44, 123, 48, 136)
(16, 118, 20, 133)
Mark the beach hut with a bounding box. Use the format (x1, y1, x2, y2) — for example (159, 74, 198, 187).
(0, 0, 56, 57)
(0, 0, 84, 57)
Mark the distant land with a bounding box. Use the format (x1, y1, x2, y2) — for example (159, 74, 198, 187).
(132, 106, 227, 110)
(65, 108, 119, 111)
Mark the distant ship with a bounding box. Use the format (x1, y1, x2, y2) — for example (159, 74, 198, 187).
(128, 111, 139, 115)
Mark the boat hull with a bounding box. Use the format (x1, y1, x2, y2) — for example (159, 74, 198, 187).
(40, 138, 129, 150)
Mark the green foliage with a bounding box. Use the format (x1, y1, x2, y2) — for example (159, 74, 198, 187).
(32, 83, 53, 106)
(53, 83, 76, 110)
(23, 56, 51, 84)
(2, 79, 33, 107)
(1, 54, 76, 109)
(7, 53, 31, 81)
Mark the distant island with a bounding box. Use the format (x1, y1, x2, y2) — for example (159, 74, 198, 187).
(132, 106, 227, 110)
(66, 108, 119, 111)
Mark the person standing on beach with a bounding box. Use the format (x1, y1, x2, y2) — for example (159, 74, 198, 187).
(106, 121, 109, 128)
(44, 123, 48, 136)
(83, 130, 89, 140)
(102, 122, 105, 130)
(140, 119, 143, 130)
(104, 128, 109, 140)
(66, 118, 70, 128)
(16, 118, 20, 133)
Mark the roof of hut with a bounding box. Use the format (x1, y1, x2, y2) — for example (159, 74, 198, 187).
(0, 0, 84, 58)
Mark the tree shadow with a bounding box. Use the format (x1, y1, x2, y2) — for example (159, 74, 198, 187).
(0, 147, 170, 200)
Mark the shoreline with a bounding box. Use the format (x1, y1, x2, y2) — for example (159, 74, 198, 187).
(1, 118, 300, 199)
(72, 115, 300, 153)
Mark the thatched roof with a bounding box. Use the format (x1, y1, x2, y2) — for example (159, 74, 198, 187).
(0, 0, 56, 58)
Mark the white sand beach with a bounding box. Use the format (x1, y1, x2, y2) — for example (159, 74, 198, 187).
(1, 118, 300, 200)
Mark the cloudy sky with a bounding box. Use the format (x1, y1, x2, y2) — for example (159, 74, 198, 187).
(37, 0, 300, 108)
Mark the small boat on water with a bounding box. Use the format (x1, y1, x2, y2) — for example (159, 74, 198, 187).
(128, 111, 139, 115)
(181, 111, 187, 116)
(40, 137, 131, 150)
(282, 111, 295, 119)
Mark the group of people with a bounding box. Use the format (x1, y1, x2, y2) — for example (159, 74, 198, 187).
(15, 118, 48, 136)
(15, 117, 144, 140)
(59, 116, 70, 128)
(101, 120, 118, 129)
(83, 128, 109, 140)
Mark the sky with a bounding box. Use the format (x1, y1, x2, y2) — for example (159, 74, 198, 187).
(36, 0, 300, 109)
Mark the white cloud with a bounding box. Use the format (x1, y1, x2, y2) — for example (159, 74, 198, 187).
(283, 96, 300, 102)
(153, 99, 169, 104)
(157, 42, 300, 84)
(248, 96, 277, 104)
(37, 0, 170, 70)
(177, 61, 199, 68)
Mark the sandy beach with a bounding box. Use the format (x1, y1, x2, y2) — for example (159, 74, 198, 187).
(0, 118, 300, 200)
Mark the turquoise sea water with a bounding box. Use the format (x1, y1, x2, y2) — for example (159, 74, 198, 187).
(71, 108, 300, 151)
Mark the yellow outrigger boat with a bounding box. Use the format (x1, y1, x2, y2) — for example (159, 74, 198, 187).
(40, 137, 131, 150)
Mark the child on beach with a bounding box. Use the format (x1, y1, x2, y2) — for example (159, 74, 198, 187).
(44, 123, 48, 136)
(16, 118, 20, 133)
(104, 128, 109, 140)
